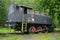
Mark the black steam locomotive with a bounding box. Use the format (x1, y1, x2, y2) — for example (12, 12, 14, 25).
(8, 4, 54, 33)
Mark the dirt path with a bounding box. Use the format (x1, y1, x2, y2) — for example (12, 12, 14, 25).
(0, 32, 60, 40)
(21, 34, 39, 40)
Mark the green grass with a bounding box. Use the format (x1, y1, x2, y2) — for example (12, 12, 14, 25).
(0, 28, 18, 33)
(0, 28, 12, 33)
(0, 28, 60, 40)
(30, 33, 60, 40)
(0, 35, 23, 40)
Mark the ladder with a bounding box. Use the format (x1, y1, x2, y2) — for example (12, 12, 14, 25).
(22, 22, 27, 32)
(21, 12, 27, 33)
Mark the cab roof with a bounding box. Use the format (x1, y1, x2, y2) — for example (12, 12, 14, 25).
(20, 6, 33, 10)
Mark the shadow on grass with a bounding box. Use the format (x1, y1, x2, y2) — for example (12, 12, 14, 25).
(0, 33, 30, 36)
(54, 30, 60, 33)
(0, 29, 60, 36)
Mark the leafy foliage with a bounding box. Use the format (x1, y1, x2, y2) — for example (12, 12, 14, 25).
(0, 0, 7, 24)
(0, 0, 60, 26)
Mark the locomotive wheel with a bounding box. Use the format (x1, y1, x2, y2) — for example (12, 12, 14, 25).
(48, 27, 54, 32)
(42, 27, 48, 33)
(37, 26, 42, 32)
(45, 27, 49, 33)
(29, 26, 36, 33)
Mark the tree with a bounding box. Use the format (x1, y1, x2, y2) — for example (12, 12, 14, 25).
(34, 0, 60, 27)
(0, 0, 7, 24)
(0, 0, 60, 26)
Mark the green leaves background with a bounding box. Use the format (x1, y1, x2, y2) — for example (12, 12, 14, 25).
(0, 0, 60, 27)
